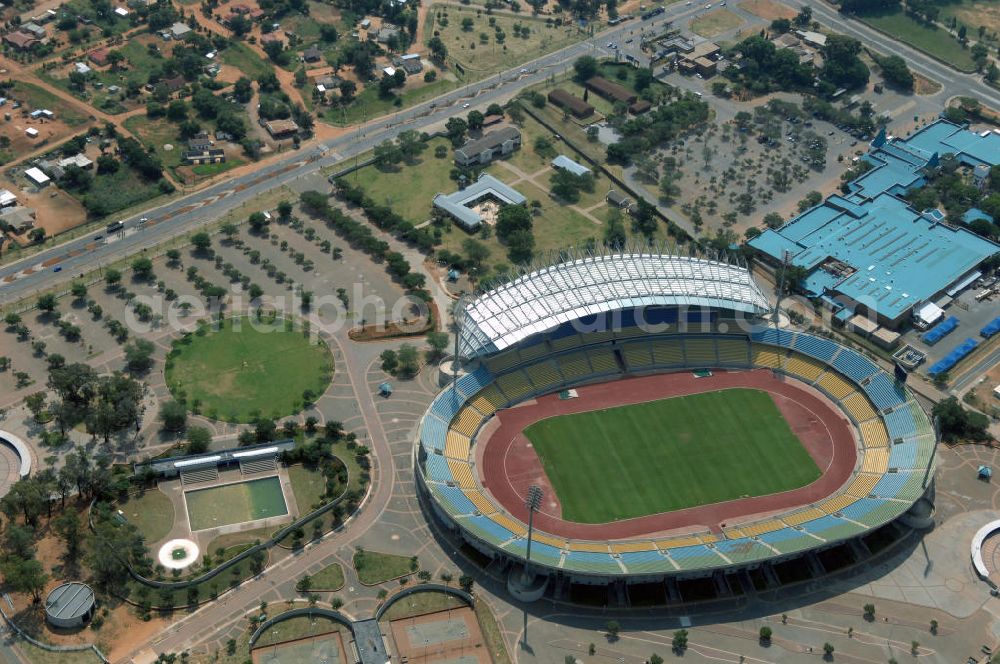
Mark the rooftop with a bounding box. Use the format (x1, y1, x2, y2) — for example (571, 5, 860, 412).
(433, 173, 526, 231)
(750, 192, 1000, 320)
(458, 251, 769, 357)
(552, 154, 591, 177)
(45, 582, 95, 620)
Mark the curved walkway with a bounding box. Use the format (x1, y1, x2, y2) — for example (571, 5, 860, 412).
(478, 369, 858, 539)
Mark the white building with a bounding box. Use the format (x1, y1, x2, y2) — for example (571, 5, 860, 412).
(0, 189, 17, 207)
(24, 167, 50, 187)
(25, 127, 39, 138)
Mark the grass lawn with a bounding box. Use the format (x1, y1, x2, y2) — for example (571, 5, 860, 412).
(860, 10, 976, 72)
(164, 317, 333, 421)
(220, 42, 275, 79)
(344, 137, 456, 221)
(326, 77, 458, 126)
(253, 615, 342, 648)
(287, 464, 327, 512)
(311, 562, 345, 590)
(353, 549, 414, 585)
(68, 165, 163, 217)
(430, 4, 583, 79)
(191, 159, 243, 177)
(524, 388, 820, 523)
(120, 488, 174, 544)
(123, 115, 185, 170)
(939, 1, 1000, 47)
(690, 8, 744, 38)
(11, 81, 89, 126)
(15, 641, 104, 664)
(185, 476, 288, 531)
(381, 591, 466, 620)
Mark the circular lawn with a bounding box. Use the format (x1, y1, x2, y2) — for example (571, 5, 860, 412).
(165, 317, 333, 422)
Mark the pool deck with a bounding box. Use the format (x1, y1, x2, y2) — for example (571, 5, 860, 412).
(155, 466, 300, 555)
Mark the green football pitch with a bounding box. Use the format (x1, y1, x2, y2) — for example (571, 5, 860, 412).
(523, 388, 821, 524)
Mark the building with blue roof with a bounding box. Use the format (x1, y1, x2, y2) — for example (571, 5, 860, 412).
(750, 119, 1000, 327)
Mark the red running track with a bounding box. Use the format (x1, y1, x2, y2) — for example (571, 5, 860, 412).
(475, 369, 858, 540)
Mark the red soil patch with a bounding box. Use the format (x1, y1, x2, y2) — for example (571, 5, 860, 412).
(476, 369, 858, 540)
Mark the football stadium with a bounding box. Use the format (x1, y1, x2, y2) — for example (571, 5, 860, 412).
(415, 251, 936, 601)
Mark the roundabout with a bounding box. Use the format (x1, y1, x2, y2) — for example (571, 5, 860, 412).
(164, 317, 333, 422)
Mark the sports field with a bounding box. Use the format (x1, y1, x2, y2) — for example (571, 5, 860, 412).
(185, 477, 289, 531)
(523, 388, 820, 523)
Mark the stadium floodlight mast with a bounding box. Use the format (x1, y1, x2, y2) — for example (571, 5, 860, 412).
(522, 485, 544, 582)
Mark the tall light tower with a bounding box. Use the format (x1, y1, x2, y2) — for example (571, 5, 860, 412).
(522, 485, 543, 582)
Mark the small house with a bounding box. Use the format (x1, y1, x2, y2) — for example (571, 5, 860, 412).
(25, 127, 39, 139)
(24, 167, 50, 188)
(606, 190, 631, 210)
(73, 62, 92, 75)
(0, 207, 36, 234)
(88, 47, 110, 66)
(183, 148, 225, 165)
(170, 22, 192, 39)
(21, 22, 46, 38)
(302, 46, 322, 63)
(58, 154, 94, 170)
(114, 6, 129, 17)
(552, 155, 591, 177)
(0, 189, 18, 207)
(264, 119, 299, 138)
(4, 32, 40, 50)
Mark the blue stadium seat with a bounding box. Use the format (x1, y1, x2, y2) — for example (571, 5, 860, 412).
(433, 484, 477, 515)
(863, 373, 906, 411)
(758, 528, 820, 555)
(872, 472, 909, 498)
(430, 388, 464, 422)
(838, 497, 885, 522)
(424, 454, 453, 483)
(832, 348, 878, 383)
(455, 366, 494, 399)
(751, 328, 795, 347)
(421, 415, 449, 452)
(619, 549, 664, 573)
(793, 334, 839, 361)
(667, 545, 725, 569)
(462, 514, 514, 544)
(712, 538, 772, 563)
(882, 407, 917, 441)
(505, 539, 563, 566)
(562, 550, 621, 573)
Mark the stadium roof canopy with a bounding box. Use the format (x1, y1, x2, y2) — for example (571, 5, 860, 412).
(457, 251, 769, 358)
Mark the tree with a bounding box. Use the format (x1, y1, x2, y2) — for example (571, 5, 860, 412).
(380, 349, 398, 374)
(606, 620, 620, 639)
(877, 54, 914, 92)
(573, 55, 598, 82)
(248, 211, 270, 234)
(234, 76, 254, 104)
(124, 339, 156, 373)
(131, 256, 155, 280)
(604, 210, 626, 250)
(2, 557, 48, 602)
(397, 344, 420, 378)
(96, 154, 119, 175)
(496, 204, 532, 240)
(759, 626, 772, 643)
(770, 17, 791, 33)
(426, 331, 449, 362)
(36, 293, 58, 313)
(428, 35, 447, 62)
(467, 110, 484, 130)
(823, 642, 834, 658)
(649, 655, 664, 664)
(933, 396, 990, 442)
(277, 200, 293, 222)
(672, 630, 689, 652)
(458, 574, 474, 592)
(763, 212, 784, 229)
(104, 269, 124, 292)
(185, 426, 211, 454)
(53, 510, 82, 567)
(70, 282, 88, 299)
(863, 603, 875, 620)
(445, 117, 468, 144)
(821, 35, 869, 90)
(373, 139, 403, 168)
(190, 231, 212, 253)
(159, 400, 187, 432)
(25, 392, 47, 421)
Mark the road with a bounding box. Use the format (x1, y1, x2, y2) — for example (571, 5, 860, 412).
(4, 0, 999, 307)
(0, 9, 679, 307)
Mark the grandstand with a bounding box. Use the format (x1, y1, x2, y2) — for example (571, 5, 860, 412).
(416, 252, 935, 595)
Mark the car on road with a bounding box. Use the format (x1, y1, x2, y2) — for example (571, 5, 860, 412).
(52, 266, 62, 273)
(462, 103, 470, 108)
(520, 68, 528, 74)
(705, 3, 712, 7)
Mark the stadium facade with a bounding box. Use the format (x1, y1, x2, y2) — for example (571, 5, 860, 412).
(750, 119, 1000, 329)
(415, 252, 935, 601)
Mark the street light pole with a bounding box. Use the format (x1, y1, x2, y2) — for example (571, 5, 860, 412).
(522, 485, 543, 582)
